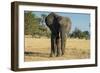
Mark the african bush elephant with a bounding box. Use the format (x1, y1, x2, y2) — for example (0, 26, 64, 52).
(45, 12, 71, 57)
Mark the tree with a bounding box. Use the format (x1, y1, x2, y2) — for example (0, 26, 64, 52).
(41, 14, 47, 27)
(70, 28, 82, 38)
(40, 14, 51, 38)
(69, 27, 90, 39)
(83, 31, 90, 40)
(24, 12, 50, 38)
(24, 12, 40, 37)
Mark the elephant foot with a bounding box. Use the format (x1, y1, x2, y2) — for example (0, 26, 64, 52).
(61, 53, 65, 56)
(50, 55, 53, 57)
(61, 53, 64, 56)
(56, 54, 61, 57)
(50, 54, 55, 57)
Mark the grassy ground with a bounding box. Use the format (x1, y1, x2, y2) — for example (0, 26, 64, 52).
(24, 37, 90, 61)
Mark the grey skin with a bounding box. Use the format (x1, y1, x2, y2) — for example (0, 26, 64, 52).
(45, 12, 71, 57)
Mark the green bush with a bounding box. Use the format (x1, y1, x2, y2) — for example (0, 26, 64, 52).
(69, 28, 90, 39)
(24, 12, 50, 38)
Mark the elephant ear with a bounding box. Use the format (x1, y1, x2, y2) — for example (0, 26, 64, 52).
(59, 17, 72, 33)
(45, 12, 55, 28)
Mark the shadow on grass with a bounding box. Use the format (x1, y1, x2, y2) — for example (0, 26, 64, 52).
(25, 48, 90, 59)
(24, 51, 50, 58)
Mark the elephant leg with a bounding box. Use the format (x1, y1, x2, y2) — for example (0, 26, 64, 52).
(50, 34, 57, 57)
(56, 37, 61, 57)
(63, 37, 66, 55)
(61, 30, 66, 55)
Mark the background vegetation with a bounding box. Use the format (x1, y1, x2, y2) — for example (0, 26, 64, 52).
(24, 11, 90, 39)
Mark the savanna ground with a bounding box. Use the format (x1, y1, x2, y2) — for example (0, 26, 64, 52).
(24, 36, 90, 62)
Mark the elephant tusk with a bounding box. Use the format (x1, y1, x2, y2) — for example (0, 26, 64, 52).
(59, 32, 61, 37)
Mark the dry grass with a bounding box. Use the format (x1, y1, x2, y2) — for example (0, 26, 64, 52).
(24, 37, 90, 61)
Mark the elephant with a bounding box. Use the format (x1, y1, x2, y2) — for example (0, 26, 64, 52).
(45, 12, 71, 57)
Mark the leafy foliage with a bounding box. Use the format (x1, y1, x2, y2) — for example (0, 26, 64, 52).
(24, 12, 38, 35)
(69, 28, 90, 40)
(24, 12, 50, 38)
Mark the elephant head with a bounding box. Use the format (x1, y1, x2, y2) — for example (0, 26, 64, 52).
(45, 12, 71, 57)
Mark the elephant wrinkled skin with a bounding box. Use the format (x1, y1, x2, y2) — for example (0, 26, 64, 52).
(45, 12, 71, 57)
